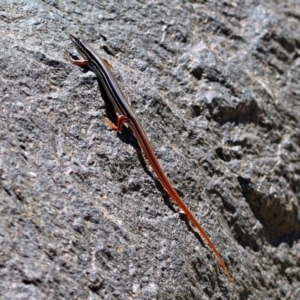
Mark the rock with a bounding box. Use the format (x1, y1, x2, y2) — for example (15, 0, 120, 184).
(0, 0, 299, 299)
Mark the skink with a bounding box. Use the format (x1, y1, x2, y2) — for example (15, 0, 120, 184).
(68, 33, 232, 281)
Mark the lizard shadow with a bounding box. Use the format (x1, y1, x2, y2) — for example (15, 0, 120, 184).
(97, 78, 205, 246)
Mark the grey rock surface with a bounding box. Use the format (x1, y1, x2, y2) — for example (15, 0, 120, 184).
(0, 0, 300, 299)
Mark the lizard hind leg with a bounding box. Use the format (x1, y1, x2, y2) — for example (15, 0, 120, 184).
(104, 115, 128, 132)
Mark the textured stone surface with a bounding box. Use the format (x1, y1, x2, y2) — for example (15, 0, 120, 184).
(0, 0, 299, 299)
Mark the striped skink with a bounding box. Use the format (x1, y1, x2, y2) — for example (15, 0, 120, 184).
(68, 33, 232, 281)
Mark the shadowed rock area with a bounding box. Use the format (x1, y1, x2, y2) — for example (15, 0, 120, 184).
(0, 0, 299, 299)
